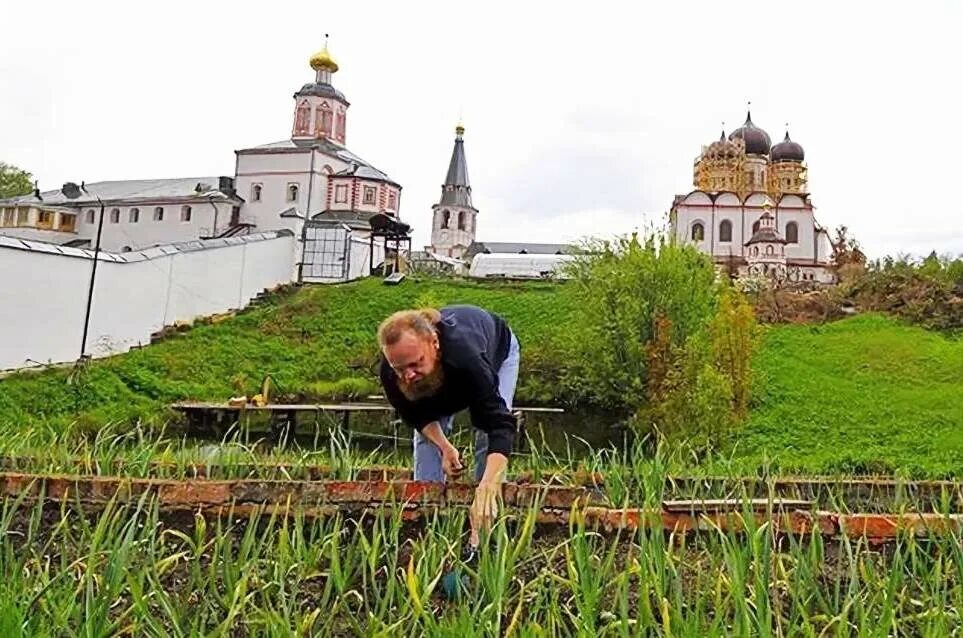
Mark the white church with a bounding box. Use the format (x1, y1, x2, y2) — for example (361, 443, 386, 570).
(670, 110, 835, 283)
(0, 40, 401, 282)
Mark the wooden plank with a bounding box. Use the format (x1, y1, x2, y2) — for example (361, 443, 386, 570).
(171, 402, 393, 412)
(170, 401, 563, 413)
(661, 498, 812, 512)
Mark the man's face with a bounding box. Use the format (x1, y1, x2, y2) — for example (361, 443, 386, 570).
(384, 330, 443, 400)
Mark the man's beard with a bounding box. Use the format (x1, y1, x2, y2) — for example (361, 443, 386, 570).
(398, 364, 445, 401)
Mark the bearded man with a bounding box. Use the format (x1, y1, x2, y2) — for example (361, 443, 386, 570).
(377, 305, 521, 539)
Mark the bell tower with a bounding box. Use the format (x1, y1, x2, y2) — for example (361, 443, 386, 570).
(429, 123, 478, 258)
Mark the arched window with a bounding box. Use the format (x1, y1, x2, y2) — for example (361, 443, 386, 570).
(752, 220, 761, 234)
(316, 104, 333, 136)
(294, 101, 310, 136)
(180, 206, 192, 222)
(458, 211, 466, 230)
(766, 245, 774, 255)
(129, 208, 140, 223)
(153, 207, 164, 221)
(719, 219, 732, 242)
(322, 108, 333, 134)
(441, 210, 450, 229)
(252, 184, 262, 202)
(785, 221, 798, 244)
(110, 208, 120, 224)
(86, 210, 95, 224)
(753, 246, 759, 256)
(691, 222, 704, 241)
(287, 184, 299, 202)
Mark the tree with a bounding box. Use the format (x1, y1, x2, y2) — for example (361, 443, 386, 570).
(0, 162, 34, 199)
(831, 225, 867, 270)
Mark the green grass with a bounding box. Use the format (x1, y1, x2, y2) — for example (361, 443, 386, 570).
(1, 278, 961, 477)
(5, 494, 963, 634)
(722, 313, 963, 477)
(0, 278, 578, 432)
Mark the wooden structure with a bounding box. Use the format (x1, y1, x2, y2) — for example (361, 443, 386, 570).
(170, 401, 563, 449)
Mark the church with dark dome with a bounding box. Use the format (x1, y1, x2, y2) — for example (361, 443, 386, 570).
(670, 109, 835, 284)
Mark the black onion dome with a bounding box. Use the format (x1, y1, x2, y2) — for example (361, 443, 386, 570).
(771, 130, 805, 162)
(728, 110, 772, 155)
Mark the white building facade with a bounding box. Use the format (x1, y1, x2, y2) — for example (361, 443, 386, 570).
(669, 111, 835, 283)
(0, 40, 402, 281)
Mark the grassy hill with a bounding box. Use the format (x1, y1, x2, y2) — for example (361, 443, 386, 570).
(0, 278, 579, 431)
(1, 278, 961, 477)
(725, 313, 963, 477)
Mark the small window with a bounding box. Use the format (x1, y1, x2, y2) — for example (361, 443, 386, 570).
(252, 184, 262, 202)
(59, 214, 76, 232)
(110, 208, 120, 224)
(753, 246, 759, 256)
(785, 221, 799, 244)
(719, 219, 732, 242)
(335, 184, 348, 203)
(441, 210, 450, 229)
(129, 208, 140, 223)
(86, 209, 95, 224)
(766, 245, 774, 255)
(691, 222, 704, 241)
(180, 206, 192, 222)
(363, 186, 376, 205)
(287, 184, 299, 202)
(38, 211, 52, 225)
(387, 191, 397, 210)
(153, 207, 164, 221)
(17, 209, 28, 225)
(458, 211, 466, 230)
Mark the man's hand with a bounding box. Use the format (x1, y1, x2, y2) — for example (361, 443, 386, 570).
(419, 422, 463, 479)
(441, 444, 463, 478)
(469, 480, 501, 546)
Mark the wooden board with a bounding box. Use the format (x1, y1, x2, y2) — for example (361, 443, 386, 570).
(661, 498, 813, 512)
(170, 401, 564, 414)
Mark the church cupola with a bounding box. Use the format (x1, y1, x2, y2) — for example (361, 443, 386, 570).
(771, 128, 805, 162)
(768, 125, 808, 195)
(292, 35, 349, 145)
(430, 123, 479, 259)
(729, 109, 772, 156)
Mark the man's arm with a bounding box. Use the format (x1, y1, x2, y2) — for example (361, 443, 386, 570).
(464, 355, 516, 469)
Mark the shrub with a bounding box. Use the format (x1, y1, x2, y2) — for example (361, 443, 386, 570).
(561, 233, 719, 409)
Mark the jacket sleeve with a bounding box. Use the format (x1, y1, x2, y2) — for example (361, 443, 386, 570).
(463, 353, 516, 457)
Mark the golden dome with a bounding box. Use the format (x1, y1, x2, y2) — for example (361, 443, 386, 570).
(309, 44, 339, 73)
(455, 122, 465, 136)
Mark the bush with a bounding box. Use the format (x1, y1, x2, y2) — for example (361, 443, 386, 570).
(847, 254, 963, 331)
(560, 233, 719, 409)
(560, 233, 756, 451)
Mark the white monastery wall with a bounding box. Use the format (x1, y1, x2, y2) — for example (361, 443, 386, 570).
(0, 231, 295, 371)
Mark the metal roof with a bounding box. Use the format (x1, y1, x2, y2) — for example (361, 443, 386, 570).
(0, 230, 293, 262)
(467, 241, 578, 256)
(0, 177, 236, 207)
(237, 139, 399, 186)
(439, 133, 473, 208)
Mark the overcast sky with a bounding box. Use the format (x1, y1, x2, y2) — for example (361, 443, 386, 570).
(2, 1, 961, 257)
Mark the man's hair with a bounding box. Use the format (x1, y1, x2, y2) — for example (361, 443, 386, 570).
(377, 308, 442, 347)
